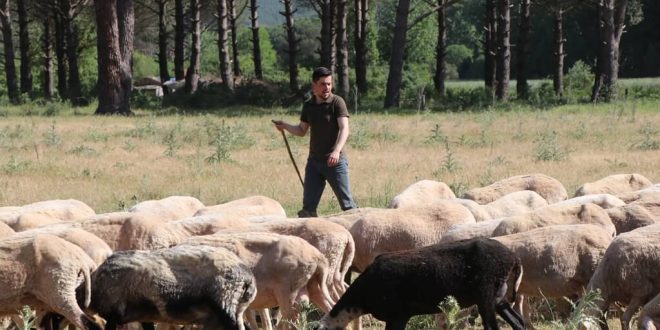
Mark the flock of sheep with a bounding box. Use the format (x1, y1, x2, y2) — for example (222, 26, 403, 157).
(0, 172, 658, 330)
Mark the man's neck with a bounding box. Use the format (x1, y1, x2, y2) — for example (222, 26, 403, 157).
(314, 94, 332, 104)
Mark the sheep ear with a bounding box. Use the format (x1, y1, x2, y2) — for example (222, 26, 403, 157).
(579, 204, 589, 218)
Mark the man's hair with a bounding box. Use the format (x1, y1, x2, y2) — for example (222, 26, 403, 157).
(312, 67, 333, 82)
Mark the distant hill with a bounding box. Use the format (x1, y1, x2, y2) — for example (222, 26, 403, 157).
(257, 0, 315, 26)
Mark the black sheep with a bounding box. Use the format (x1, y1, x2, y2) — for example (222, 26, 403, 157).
(317, 238, 525, 330)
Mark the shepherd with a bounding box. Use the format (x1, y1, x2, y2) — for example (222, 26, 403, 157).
(273, 67, 358, 218)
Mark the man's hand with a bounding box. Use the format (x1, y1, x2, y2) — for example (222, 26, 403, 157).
(327, 150, 341, 167)
(272, 119, 285, 132)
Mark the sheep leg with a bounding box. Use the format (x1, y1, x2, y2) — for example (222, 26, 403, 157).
(245, 310, 260, 330)
(622, 297, 644, 330)
(640, 293, 660, 330)
(478, 303, 500, 330)
(275, 290, 298, 330)
(496, 301, 525, 330)
(260, 309, 273, 330)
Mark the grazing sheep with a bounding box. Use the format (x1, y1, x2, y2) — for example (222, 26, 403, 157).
(239, 217, 355, 301)
(461, 173, 568, 204)
(14, 225, 113, 266)
(181, 232, 335, 326)
(195, 195, 286, 218)
(0, 199, 95, 230)
(615, 184, 660, 203)
(0, 222, 15, 238)
(388, 180, 455, 209)
(0, 234, 101, 330)
(492, 203, 615, 237)
(128, 195, 205, 220)
(582, 223, 660, 330)
(550, 193, 626, 209)
(574, 173, 653, 197)
(455, 190, 549, 222)
(606, 191, 660, 234)
(452, 199, 494, 222)
(84, 245, 256, 330)
(439, 219, 504, 244)
(492, 224, 613, 326)
(327, 201, 475, 272)
(316, 238, 524, 330)
(78, 212, 156, 250)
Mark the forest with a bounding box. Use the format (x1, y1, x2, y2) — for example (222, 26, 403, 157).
(0, 0, 659, 114)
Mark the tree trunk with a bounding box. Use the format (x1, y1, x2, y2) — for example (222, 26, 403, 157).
(17, 0, 32, 94)
(592, 0, 627, 102)
(318, 0, 333, 69)
(495, 0, 510, 100)
(62, 0, 83, 105)
(434, 2, 447, 96)
(383, 0, 411, 108)
(117, 0, 134, 114)
(174, 0, 185, 80)
(228, 0, 241, 77)
(42, 18, 54, 99)
(157, 0, 170, 86)
(335, 0, 349, 99)
(281, 0, 299, 93)
(516, 0, 530, 99)
(354, 0, 368, 94)
(217, 0, 233, 91)
(94, 0, 125, 115)
(0, 0, 20, 104)
(249, 0, 263, 80)
(484, 0, 497, 92)
(184, 0, 201, 93)
(54, 11, 67, 99)
(553, 5, 564, 96)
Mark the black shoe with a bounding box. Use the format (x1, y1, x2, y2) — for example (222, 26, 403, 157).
(297, 209, 317, 218)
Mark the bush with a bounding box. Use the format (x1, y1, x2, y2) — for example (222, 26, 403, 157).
(564, 60, 594, 101)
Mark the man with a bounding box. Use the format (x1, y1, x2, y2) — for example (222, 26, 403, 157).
(273, 67, 357, 217)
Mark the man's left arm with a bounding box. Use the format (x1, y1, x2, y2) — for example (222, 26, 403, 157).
(328, 116, 349, 167)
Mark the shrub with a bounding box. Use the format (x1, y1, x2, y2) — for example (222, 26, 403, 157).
(564, 60, 594, 102)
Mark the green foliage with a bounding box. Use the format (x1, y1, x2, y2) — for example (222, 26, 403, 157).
(438, 296, 469, 330)
(237, 27, 280, 79)
(376, 0, 437, 64)
(204, 120, 254, 163)
(133, 51, 160, 79)
(534, 131, 569, 161)
(68, 144, 98, 157)
(3, 155, 31, 174)
(43, 121, 62, 147)
(435, 141, 463, 174)
(445, 44, 473, 79)
(564, 61, 594, 101)
(425, 124, 449, 144)
(18, 305, 36, 330)
(633, 122, 659, 150)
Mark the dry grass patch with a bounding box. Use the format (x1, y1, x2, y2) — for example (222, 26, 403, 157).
(0, 101, 657, 216)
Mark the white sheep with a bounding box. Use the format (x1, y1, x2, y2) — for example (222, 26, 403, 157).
(574, 173, 653, 197)
(388, 179, 456, 209)
(461, 173, 568, 204)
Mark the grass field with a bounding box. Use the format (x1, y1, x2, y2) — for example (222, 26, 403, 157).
(0, 99, 657, 216)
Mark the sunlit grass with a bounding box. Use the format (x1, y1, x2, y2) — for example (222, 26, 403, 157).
(0, 100, 658, 217)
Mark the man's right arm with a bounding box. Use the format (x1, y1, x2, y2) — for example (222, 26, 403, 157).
(273, 120, 309, 137)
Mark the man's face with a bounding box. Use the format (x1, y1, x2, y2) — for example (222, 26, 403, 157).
(312, 75, 333, 101)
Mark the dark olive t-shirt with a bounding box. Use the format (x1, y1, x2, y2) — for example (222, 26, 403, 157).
(300, 94, 350, 160)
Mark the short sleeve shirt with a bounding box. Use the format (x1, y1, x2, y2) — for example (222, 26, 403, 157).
(300, 94, 350, 160)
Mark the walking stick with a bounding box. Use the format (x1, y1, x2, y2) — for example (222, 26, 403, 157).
(274, 121, 304, 188)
